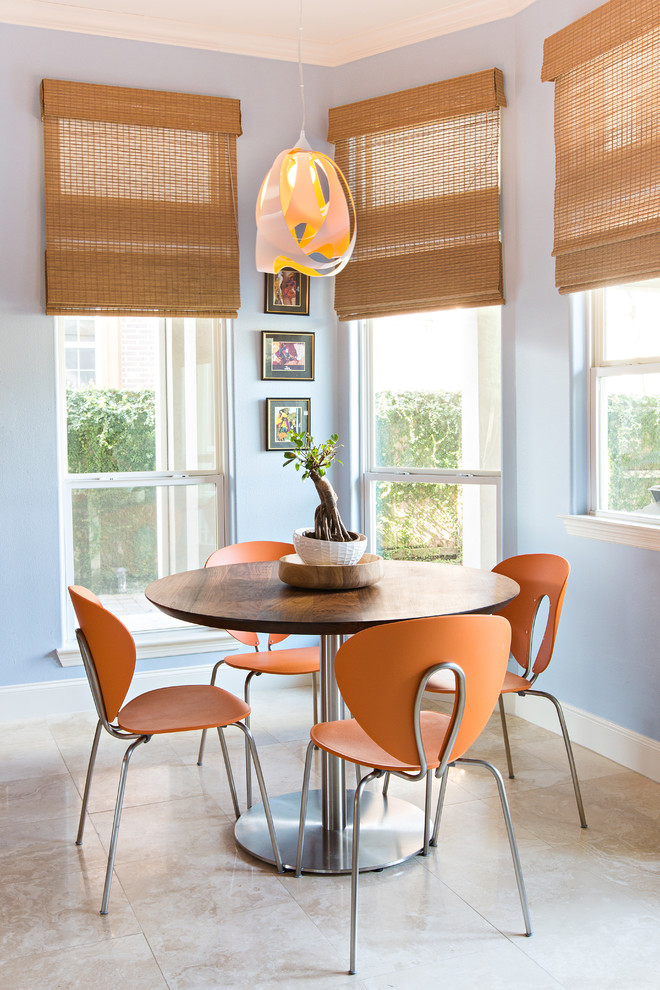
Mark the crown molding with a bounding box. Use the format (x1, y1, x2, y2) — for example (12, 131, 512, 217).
(0, 0, 535, 66)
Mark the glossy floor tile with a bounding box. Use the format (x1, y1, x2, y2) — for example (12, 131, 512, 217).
(0, 686, 658, 989)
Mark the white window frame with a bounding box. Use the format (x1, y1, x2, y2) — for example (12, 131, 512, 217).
(56, 317, 236, 664)
(561, 289, 660, 551)
(62, 316, 97, 388)
(359, 318, 502, 566)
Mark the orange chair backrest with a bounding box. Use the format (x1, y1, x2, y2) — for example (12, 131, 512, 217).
(492, 553, 570, 677)
(334, 615, 511, 767)
(205, 541, 295, 648)
(68, 585, 136, 722)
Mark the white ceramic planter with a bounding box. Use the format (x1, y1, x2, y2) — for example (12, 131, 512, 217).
(293, 528, 367, 565)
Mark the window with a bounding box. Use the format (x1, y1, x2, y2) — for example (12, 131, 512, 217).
(58, 315, 228, 653)
(362, 308, 501, 569)
(590, 279, 660, 521)
(563, 278, 660, 549)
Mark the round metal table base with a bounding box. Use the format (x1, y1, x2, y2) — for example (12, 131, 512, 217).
(235, 789, 427, 874)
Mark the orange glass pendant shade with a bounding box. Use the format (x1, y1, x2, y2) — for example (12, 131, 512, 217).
(256, 136, 356, 278)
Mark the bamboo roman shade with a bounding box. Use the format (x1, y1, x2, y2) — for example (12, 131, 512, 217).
(542, 0, 660, 294)
(328, 68, 506, 321)
(41, 79, 242, 316)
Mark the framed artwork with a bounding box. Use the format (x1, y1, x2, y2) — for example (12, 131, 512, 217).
(266, 397, 310, 450)
(264, 268, 310, 315)
(262, 331, 315, 381)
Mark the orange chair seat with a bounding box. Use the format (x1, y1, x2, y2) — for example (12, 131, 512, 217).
(500, 671, 532, 694)
(118, 684, 250, 735)
(225, 646, 320, 676)
(310, 710, 452, 772)
(426, 668, 532, 695)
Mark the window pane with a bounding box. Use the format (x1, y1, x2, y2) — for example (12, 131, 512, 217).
(64, 317, 218, 475)
(598, 373, 660, 515)
(603, 279, 660, 362)
(71, 483, 218, 624)
(168, 318, 218, 473)
(79, 348, 95, 370)
(63, 319, 79, 342)
(67, 384, 156, 473)
(78, 319, 96, 342)
(372, 309, 500, 470)
(374, 480, 498, 570)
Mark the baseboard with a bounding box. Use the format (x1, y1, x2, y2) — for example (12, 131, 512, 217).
(504, 693, 660, 784)
(0, 665, 308, 723)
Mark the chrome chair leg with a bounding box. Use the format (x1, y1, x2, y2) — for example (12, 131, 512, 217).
(101, 735, 149, 915)
(244, 670, 260, 809)
(311, 670, 319, 726)
(76, 719, 102, 845)
(217, 727, 241, 820)
(456, 757, 533, 937)
(526, 689, 587, 828)
(422, 770, 433, 855)
(382, 772, 390, 796)
(430, 767, 449, 847)
(350, 768, 381, 975)
(197, 659, 226, 766)
(499, 694, 515, 778)
(295, 739, 316, 876)
(237, 721, 283, 873)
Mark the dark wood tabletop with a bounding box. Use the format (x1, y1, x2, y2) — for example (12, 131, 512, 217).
(145, 559, 519, 636)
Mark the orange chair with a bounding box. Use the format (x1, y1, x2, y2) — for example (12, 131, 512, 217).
(197, 541, 320, 807)
(426, 553, 587, 828)
(69, 585, 283, 915)
(295, 615, 532, 975)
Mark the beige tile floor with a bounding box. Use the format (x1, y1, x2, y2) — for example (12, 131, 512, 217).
(1, 685, 659, 990)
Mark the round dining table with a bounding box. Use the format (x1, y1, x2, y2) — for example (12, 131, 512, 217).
(146, 558, 519, 874)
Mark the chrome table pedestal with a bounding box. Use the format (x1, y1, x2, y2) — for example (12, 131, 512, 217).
(235, 789, 426, 873)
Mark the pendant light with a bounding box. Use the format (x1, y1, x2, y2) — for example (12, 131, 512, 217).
(255, 1, 356, 278)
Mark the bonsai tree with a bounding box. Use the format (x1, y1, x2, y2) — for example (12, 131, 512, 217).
(283, 432, 353, 542)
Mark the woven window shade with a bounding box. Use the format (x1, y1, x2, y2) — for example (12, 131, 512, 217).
(542, 0, 660, 294)
(328, 68, 506, 321)
(41, 79, 242, 317)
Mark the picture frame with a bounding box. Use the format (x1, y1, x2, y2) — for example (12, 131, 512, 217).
(264, 268, 310, 315)
(266, 397, 310, 450)
(262, 331, 315, 381)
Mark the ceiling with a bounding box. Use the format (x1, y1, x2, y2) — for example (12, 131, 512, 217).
(0, 0, 535, 66)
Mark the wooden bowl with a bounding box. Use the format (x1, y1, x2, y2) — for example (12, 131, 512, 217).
(278, 553, 384, 590)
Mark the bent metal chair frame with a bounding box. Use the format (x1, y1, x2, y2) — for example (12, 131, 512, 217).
(424, 554, 587, 830)
(71, 590, 283, 915)
(492, 554, 587, 829)
(197, 541, 320, 808)
(294, 615, 532, 975)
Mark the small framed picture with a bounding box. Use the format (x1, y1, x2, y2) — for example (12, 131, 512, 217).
(264, 268, 310, 315)
(262, 331, 315, 381)
(266, 397, 310, 450)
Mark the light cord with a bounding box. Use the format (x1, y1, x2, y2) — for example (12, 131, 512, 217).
(298, 0, 306, 141)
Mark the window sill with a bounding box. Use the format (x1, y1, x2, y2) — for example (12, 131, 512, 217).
(559, 514, 660, 551)
(57, 627, 238, 667)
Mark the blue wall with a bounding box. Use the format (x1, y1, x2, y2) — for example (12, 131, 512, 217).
(1, 0, 658, 742)
(0, 25, 336, 684)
